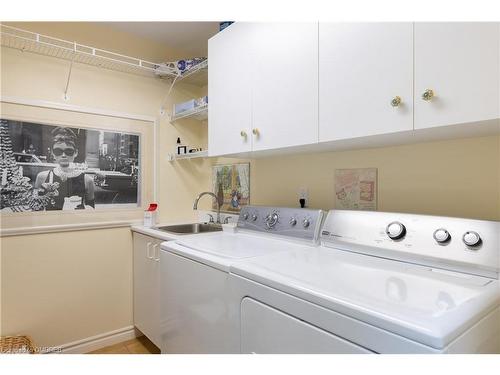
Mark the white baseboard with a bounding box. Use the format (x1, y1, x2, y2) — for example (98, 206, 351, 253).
(57, 325, 141, 354)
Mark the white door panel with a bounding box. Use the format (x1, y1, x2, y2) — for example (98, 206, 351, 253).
(133, 234, 155, 344)
(133, 233, 162, 348)
(319, 22, 414, 141)
(149, 241, 161, 348)
(251, 22, 318, 151)
(414, 22, 500, 129)
(208, 23, 253, 156)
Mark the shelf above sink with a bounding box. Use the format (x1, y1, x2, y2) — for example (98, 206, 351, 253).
(167, 150, 208, 162)
(171, 104, 208, 122)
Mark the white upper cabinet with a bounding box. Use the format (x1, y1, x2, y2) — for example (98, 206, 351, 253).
(208, 23, 253, 156)
(414, 23, 500, 129)
(208, 22, 318, 156)
(251, 23, 318, 151)
(319, 23, 414, 141)
(208, 22, 499, 157)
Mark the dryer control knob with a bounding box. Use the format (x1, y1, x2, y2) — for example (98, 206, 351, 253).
(265, 213, 279, 228)
(251, 214, 258, 221)
(386, 222, 406, 240)
(463, 231, 482, 247)
(289, 217, 297, 226)
(242, 212, 249, 220)
(302, 218, 310, 228)
(433, 228, 451, 244)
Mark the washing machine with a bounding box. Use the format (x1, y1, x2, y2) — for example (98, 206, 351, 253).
(230, 210, 500, 353)
(159, 205, 324, 353)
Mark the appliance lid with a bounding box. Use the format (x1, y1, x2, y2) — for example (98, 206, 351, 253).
(230, 246, 500, 349)
(161, 231, 315, 272)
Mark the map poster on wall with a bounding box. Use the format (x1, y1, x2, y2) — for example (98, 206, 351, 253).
(334, 168, 377, 210)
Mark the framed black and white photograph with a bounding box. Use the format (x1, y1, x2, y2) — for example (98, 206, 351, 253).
(1, 118, 141, 212)
(0, 100, 155, 232)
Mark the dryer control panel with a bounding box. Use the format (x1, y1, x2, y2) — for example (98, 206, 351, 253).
(321, 210, 500, 279)
(238, 206, 324, 244)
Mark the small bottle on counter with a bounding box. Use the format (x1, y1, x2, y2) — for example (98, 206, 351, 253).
(144, 203, 158, 227)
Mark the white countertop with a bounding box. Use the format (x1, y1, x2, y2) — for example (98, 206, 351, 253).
(130, 224, 183, 241)
(130, 210, 240, 242)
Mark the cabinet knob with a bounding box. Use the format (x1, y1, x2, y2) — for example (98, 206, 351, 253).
(391, 96, 402, 107)
(252, 128, 260, 136)
(422, 89, 435, 101)
(240, 130, 247, 138)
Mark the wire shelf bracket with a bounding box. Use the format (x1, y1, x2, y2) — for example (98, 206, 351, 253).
(159, 59, 208, 115)
(63, 51, 76, 101)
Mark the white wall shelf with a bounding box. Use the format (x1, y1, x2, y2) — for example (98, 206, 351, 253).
(0, 24, 179, 78)
(176, 60, 208, 86)
(171, 104, 208, 122)
(167, 150, 208, 162)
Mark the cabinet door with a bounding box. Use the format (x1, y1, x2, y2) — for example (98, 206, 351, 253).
(319, 23, 413, 141)
(133, 233, 161, 347)
(149, 240, 161, 348)
(414, 23, 500, 129)
(208, 23, 253, 156)
(251, 23, 319, 151)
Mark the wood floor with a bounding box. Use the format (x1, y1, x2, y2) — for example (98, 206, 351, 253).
(88, 336, 160, 354)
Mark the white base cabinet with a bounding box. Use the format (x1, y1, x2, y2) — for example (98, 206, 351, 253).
(133, 232, 163, 348)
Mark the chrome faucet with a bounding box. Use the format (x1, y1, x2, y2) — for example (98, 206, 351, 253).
(193, 192, 222, 224)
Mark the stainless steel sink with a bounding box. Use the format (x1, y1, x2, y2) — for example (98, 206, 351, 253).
(154, 223, 222, 234)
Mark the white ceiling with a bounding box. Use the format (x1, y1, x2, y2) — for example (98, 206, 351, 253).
(103, 22, 220, 57)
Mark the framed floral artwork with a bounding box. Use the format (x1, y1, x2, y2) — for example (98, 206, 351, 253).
(211, 163, 250, 212)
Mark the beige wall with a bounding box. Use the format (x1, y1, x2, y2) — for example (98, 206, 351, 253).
(1, 228, 134, 346)
(196, 135, 500, 221)
(248, 136, 500, 221)
(1, 22, 499, 350)
(0, 22, 210, 347)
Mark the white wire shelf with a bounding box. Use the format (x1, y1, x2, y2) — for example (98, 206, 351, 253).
(168, 150, 208, 161)
(176, 59, 208, 86)
(0, 24, 179, 78)
(171, 104, 208, 121)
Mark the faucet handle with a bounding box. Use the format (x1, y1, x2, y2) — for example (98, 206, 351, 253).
(207, 214, 215, 223)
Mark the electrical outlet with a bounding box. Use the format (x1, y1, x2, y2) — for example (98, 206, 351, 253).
(298, 187, 308, 201)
